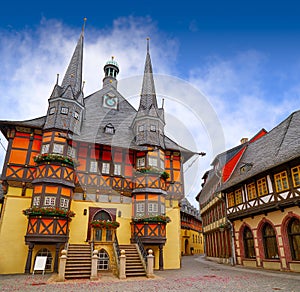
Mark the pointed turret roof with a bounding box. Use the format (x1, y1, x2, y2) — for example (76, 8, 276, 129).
(50, 21, 85, 104)
(138, 38, 158, 112)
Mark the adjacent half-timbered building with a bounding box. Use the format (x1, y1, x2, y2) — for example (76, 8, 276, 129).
(198, 110, 300, 272)
(180, 198, 203, 256)
(220, 111, 300, 272)
(0, 25, 196, 275)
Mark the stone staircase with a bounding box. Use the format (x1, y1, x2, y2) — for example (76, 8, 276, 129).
(65, 244, 92, 279)
(119, 244, 146, 277)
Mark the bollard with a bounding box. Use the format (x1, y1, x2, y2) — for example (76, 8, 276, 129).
(147, 249, 154, 278)
(57, 249, 67, 282)
(90, 250, 99, 280)
(119, 249, 126, 279)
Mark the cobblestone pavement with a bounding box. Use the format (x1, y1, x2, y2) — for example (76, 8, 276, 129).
(1, 256, 300, 292)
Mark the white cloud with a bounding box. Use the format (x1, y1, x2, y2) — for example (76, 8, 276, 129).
(1, 17, 300, 208)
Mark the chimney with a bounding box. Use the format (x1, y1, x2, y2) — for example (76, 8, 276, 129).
(240, 138, 249, 144)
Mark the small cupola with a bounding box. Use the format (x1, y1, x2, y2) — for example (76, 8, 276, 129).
(102, 56, 119, 89)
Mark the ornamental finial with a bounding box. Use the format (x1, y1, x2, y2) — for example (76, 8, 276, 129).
(146, 37, 150, 53)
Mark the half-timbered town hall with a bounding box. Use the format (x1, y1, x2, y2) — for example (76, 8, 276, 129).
(0, 25, 196, 276)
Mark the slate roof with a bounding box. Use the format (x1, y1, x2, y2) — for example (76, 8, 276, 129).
(197, 143, 244, 205)
(220, 110, 300, 191)
(180, 197, 201, 219)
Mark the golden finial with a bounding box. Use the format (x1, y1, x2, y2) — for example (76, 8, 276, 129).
(82, 17, 87, 33)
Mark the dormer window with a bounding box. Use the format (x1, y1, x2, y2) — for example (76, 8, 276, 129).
(61, 107, 69, 115)
(49, 107, 56, 115)
(138, 125, 144, 132)
(73, 111, 79, 120)
(104, 124, 115, 134)
(150, 125, 156, 132)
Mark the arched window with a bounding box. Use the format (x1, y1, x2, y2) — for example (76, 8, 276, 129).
(98, 249, 109, 270)
(262, 223, 279, 259)
(94, 210, 112, 221)
(243, 227, 255, 258)
(35, 248, 53, 271)
(288, 218, 300, 260)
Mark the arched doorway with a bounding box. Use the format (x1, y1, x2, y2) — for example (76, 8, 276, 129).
(185, 239, 189, 255)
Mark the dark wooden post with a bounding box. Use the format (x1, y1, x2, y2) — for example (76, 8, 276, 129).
(25, 243, 34, 273)
(159, 244, 164, 270)
(54, 243, 61, 272)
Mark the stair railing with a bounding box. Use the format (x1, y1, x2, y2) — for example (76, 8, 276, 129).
(134, 234, 147, 264)
(113, 231, 121, 276)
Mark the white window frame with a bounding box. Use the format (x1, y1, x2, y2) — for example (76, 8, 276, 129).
(45, 196, 56, 206)
(150, 124, 156, 132)
(148, 157, 158, 167)
(41, 144, 50, 154)
(90, 161, 98, 173)
(33, 196, 41, 206)
(53, 143, 64, 154)
(102, 162, 110, 174)
(137, 157, 145, 168)
(60, 198, 69, 209)
(114, 164, 121, 176)
(61, 107, 69, 115)
(67, 146, 76, 159)
(148, 202, 158, 213)
(73, 111, 79, 120)
(136, 203, 145, 213)
(49, 107, 56, 115)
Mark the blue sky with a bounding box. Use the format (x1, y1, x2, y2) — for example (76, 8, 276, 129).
(1, 1, 300, 206)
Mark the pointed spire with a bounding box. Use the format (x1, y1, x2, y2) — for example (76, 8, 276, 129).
(60, 18, 85, 100)
(139, 37, 158, 111)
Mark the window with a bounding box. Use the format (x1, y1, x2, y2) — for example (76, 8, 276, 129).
(60, 198, 69, 209)
(73, 111, 79, 120)
(44, 196, 56, 206)
(257, 177, 268, 196)
(161, 204, 165, 214)
(67, 146, 76, 159)
(227, 192, 235, 208)
(243, 227, 255, 258)
(148, 157, 158, 167)
(114, 164, 121, 176)
(106, 229, 112, 241)
(262, 223, 279, 259)
(247, 183, 257, 200)
(235, 189, 243, 205)
(61, 107, 69, 114)
(137, 157, 145, 168)
(160, 159, 165, 169)
(53, 143, 64, 154)
(136, 203, 145, 213)
(33, 196, 40, 207)
(288, 218, 300, 261)
(150, 125, 156, 132)
(274, 171, 289, 192)
(41, 144, 50, 154)
(49, 107, 56, 115)
(95, 229, 102, 241)
(148, 202, 158, 213)
(102, 162, 110, 174)
(90, 161, 98, 173)
(104, 124, 115, 134)
(138, 125, 144, 132)
(291, 166, 300, 187)
(35, 248, 53, 271)
(94, 210, 112, 221)
(98, 249, 109, 270)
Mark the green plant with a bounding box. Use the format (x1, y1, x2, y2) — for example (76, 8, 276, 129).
(90, 220, 120, 228)
(160, 171, 170, 180)
(34, 153, 78, 167)
(132, 215, 171, 223)
(23, 207, 75, 218)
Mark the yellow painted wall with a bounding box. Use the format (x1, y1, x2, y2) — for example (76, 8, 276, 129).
(163, 205, 181, 269)
(181, 229, 204, 255)
(69, 200, 132, 244)
(0, 191, 31, 274)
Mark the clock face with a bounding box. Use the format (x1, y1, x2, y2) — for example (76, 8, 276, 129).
(103, 93, 118, 109)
